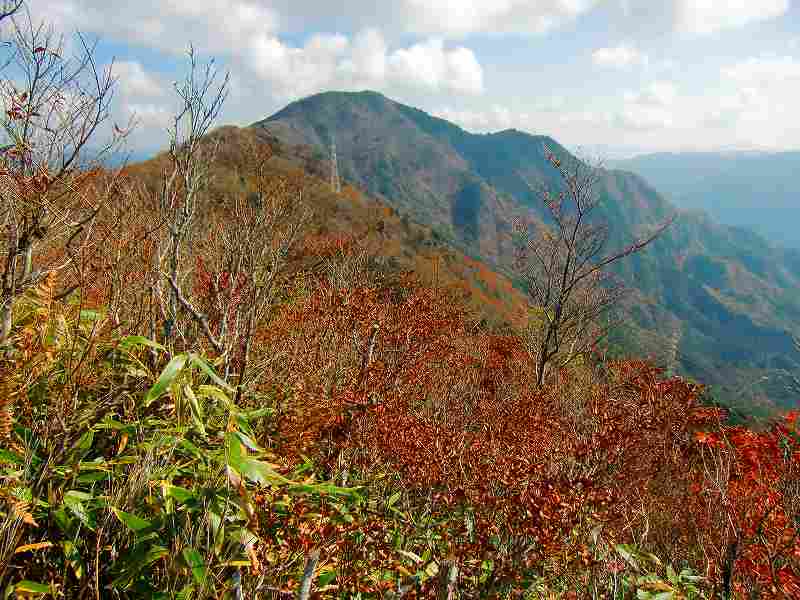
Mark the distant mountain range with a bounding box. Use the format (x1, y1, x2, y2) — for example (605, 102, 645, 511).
(610, 151, 800, 248)
(251, 90, 800, 415)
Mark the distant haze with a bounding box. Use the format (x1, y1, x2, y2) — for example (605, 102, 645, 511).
(611, 151, 800, 248)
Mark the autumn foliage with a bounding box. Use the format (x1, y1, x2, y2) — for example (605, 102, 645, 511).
(0, 8, 798, 596)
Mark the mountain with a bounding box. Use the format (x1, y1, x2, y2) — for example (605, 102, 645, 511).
(610, 151, 800, 248)
(252, 90, 800, 416)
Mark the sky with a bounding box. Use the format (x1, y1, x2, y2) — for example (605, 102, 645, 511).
(11, 0, 800, 158)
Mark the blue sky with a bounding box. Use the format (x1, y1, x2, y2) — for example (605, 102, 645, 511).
(17, 0, 800, 157)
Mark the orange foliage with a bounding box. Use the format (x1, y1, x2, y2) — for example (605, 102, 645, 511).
(248, 258, 800, 592)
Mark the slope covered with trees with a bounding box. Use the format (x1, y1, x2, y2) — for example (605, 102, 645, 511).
(254, 91, 800, 416)
(2, 3, 800, 598)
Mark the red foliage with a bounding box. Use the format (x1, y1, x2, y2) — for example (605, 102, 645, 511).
(257, 265, 800, 589)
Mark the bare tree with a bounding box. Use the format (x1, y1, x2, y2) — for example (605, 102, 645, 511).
(151, 43, 229, 348)
(190, 133, 312, 378)
(0, 7, 130, 347)
(152, 46, 312, 380)
(511, 144, 675, 387)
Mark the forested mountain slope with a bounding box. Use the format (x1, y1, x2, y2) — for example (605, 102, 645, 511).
(253, 91, 800, 415)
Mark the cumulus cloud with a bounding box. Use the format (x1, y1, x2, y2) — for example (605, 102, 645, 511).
(388, 39, 484, 94)
(592, 44, 648, 69)
(673, 0, 789, 35)
(398, 0, 602, 36)
(20, 0, 799, 154)
(244, 31, 484, 99)
(28, 0, 280, 56)
(29, 0, 604, 56)
(113, 61, 167, 99)
(29, 1, 485, 102)
(338, 29, 388, 82)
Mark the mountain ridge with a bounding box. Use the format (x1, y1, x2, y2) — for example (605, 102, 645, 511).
(252, 90, 800, 414)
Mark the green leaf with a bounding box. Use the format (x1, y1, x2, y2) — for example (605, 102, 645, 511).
(226, 432, 287, 485)
(145, 354, 188, 406)
(62, 540, 84, 580)
(182, 547, 207, 585)
(288, 482, 361, 498)
(184, 385, 206, 435)
(178, 438, 203, 459)
(64, 490, 93, 502)
(666, 565, 677, 585)
(190, 354, 233, 391)
(243, 407, 275, 421)
(225, 432, 244, 467)
(111, 507, 152, 532)
(317, 569, 337, 587)
(680, 570, 704, 583)
(14, 581, 50, 594)
(175, 586, 194, 600)
(233, 431, 262, 453)
(73, 430, 94, 459)
(162, 484, 195, 503)
(0, 449, 23, 464)
(119, 336, 166, 353)
(52, 508, 71, 534)
(63, 491, 95, 531)
(76, 472, 109, 483)
(112, 545, 169, 589)
(239, 458, 289, 486)
(387, 491, 401, 508)
(197, 385, 231, 406)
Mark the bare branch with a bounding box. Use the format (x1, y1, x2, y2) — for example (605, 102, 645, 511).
(511, 143, 675, 386)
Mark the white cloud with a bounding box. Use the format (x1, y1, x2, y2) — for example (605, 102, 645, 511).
(124, 102, 173, 131)
(338, 29, 388, 82)
(704, 56, 800, 142)
(33, 1, 486, 101)
(723, 56, 800, 83)
(398, 0, 602, 36)
(244, 31, 483, 99)
(113, 61, 167, 99)
(433, 105, 516, 131)
(622, 81, 678, 106)
(388, 39, 484, 94)
(432, 101, 611, 138)
(29, 0, 279, 56)
(638, 81, 678, 105)
(592, 43, 648, 69)
(31, 0, 604, 51)
(19, 0, 800, 155)
(616, 104, 674, 130)
(617, 81, 679, 131)
(674, 0, 789, 35)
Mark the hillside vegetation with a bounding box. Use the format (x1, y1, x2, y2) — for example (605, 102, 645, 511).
(2, 122, 800, 598)
(1, 13, 799, 598)
(254, 91, 800, 416)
